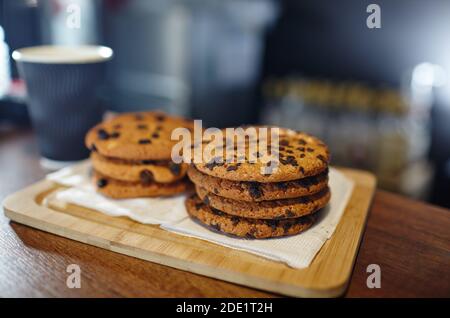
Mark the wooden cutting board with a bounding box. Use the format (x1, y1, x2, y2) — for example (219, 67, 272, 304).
(3, 168, 375, 298)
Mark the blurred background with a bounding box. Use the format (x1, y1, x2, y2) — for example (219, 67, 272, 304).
(1, 0, 450, 207)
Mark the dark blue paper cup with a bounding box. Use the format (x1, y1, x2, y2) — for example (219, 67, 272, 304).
(12, 45, 113, 168)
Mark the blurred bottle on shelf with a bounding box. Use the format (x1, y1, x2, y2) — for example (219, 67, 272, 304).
(261, 76, 433, 199)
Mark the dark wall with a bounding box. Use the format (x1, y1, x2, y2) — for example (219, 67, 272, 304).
(263, 0, 450, 86)
(0, 0, 42, 77)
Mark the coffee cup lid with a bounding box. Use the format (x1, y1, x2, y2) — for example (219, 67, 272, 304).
(12, 45, 113, 64)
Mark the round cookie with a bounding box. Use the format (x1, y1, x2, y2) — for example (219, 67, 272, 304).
(187, 165, 328, 202)
(85, 111, 194, 161)
(185, 194, 317, 239)
(196, 185, 330, 219)
(193, 128, 330, 182)
(92, 170, 192, 199)
(91, 152, 188, 184)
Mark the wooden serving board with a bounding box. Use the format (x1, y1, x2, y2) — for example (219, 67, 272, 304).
(3, 168, 376, 298)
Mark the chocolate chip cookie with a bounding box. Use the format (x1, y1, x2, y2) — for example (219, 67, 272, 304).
(91, 152, 188, 184)
(193, 128, 329, 182)
(185, 194, 318, 238)
(187, 165, 328, 202)
(195, 185, 330, 219)
(85, 111, 194, 161)
(92, 170, 192, 199)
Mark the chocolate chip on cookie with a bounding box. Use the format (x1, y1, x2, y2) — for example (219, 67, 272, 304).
(97, 178, 108, 188)
(140, 170, 154, 184)
(97, 129, 109, 140)
(169, 162, 182, 176)
(226, 165, 239, 172)
(138, 139, 152, 145)
(248, 182, 263, 199)
(110, 132, 120, 139)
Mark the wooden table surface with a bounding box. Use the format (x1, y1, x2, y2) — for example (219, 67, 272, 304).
(1, 129, 449, 298)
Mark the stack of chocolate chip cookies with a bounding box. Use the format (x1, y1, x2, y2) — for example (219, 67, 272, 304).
(85, 111, 194, 199)
(186, 128, 331, 239)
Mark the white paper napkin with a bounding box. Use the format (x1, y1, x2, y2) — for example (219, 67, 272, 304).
(45, 162, 354, 268)
(46, 161, 92, 188)
(45, 161, 187, 224)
